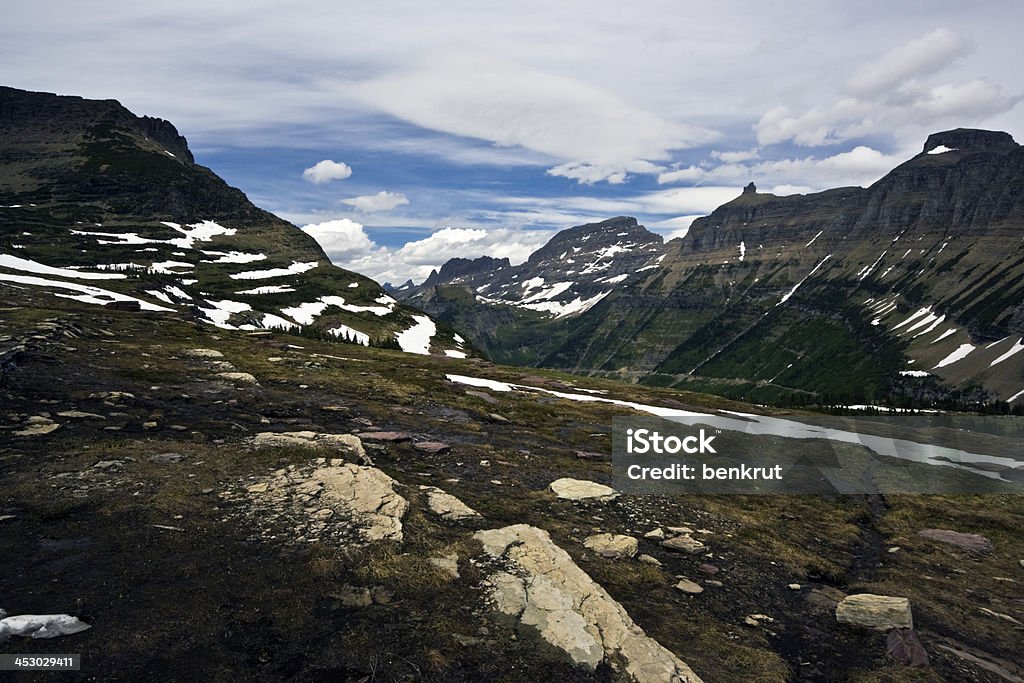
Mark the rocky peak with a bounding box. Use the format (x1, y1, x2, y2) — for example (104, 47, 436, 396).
(923, 128, 1017, 154)
(528, 216, 661, 266)
(743, 181, 756, 194)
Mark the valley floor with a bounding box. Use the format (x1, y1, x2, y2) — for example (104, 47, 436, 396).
(1, 289, 1022, 682)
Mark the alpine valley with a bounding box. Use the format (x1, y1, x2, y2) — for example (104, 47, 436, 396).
(398, 131, 1024, 409)
(3, 86, 1024, 683)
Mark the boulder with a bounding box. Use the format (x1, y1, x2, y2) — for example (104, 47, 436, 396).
(674, 579, 703, 595)
(583, 533, 638, 559)
(475, 524, 702, 682)
(359, 431, 413, 442)
(413, 441, 451, 454)
(312, 464, 408, 542)
(836, 594, 913, 631)
(216, 372, 258, 384)
(183, 348, 224, 358)
(549, 478, 618, 501)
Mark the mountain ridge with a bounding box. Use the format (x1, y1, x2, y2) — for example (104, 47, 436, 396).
(0, 85, 467, 356)
(400, 129, 1024, 407)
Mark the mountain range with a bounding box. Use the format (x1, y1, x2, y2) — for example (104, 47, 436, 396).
(398, 130, 1024, 408)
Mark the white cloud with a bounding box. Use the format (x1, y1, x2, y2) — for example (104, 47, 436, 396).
(754, 29, 1021, 147)
(302, 160, 352, 184)
(341, 191, 410, 212)
(302, 219, 553, 284)
(301, 219, 376, 258)
(711, 148, 760, 163)
(847, 28, 972, 99)
(353, 48, 716, 184)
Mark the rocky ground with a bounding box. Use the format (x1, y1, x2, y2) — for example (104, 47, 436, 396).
(1, 288, 1023, 682)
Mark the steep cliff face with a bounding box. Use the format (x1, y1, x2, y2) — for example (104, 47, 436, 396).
(401, 130, 1024, 406)
(0, 86, 463, 355)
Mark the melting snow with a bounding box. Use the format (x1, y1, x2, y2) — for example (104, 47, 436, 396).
(229, 261, 318, 280)
(396, 315, 436, 355)
(927, 145, 957, 154)
(281, 301, 330, 325)
(899, 370, 931, 377)
(444, 349, 468, 358)
(0, 272, 172, 311)
(236, 285, 295, 295)
(893, 307, 932, 330)
(329, 324, 370, 346)
(520, 291, 611, 318)
(990, 338, 1024, 367)
(348, 282, 359, 288)
(200, 250, 267, 264)
(738, 241, 746, 261)
(805, 230, 823, 247)
(521, 281, 574, 303)
(198, 299, 252, 329)
(777, 255, 831, 306)
(930, 328, 957, 344)
(933, 343, 975, 369)
(261, 313, 298, 331)
(857, 251, 887, 281)
(1008, 388, 1024, 403)
(0, 253, 126, 280)
(600, 273, 629, 284)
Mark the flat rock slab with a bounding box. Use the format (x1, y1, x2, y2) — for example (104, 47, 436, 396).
(413, 441, 451, 454)
(549, 478, 618, 501)
(475, 524, 702, 682)
(420, 485, 482, 522)
(252, 432, 366, 461)
(661, 535, 706, 554)
(836, 594, 913, 631)
(675, 579, 704, 595)
(583, 533, 638, 559)
(359, 431, 413, 442)
(183, 348, 224, 358)
(216, 372, 258, 384)
(919, 528, 994, 553)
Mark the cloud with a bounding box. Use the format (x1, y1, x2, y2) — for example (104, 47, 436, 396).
(847, 28, 972, 98)
(353, 48, 716, 184)
(754, 29, 1020, 147)
(302, 160, 352, 184)
(302, 219, 552, 284)
(657, 145, 902, 191)
(341, 191, 410, 212)
(301, 218, 375, 257)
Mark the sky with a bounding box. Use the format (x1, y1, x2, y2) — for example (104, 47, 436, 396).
(2, 1, 1022, 284)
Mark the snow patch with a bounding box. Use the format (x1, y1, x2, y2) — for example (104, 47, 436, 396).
(229, 261, 318, 280)
(777, 255, 831, 306)
(0, 253, 127, 280)
(0, 272, 172, 311)
(396, 315, 436, 355)
(990, 338, 1024, 367)
(933, 343, 975, 369)
(927, 145, 957, 155)
(329, 324, 370, 346)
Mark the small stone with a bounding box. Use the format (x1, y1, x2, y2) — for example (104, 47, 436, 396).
(142, 421, 158, 429)
(887, 546, 901, 553)
(644, 528, 666, 540)
(429, 553, 460, 580)
(487, 413, 511, 423)
(332, 586, 372, 607)
(696, 563, 719, 575)
(246, 482, 269, 494)
(148, 452, 186, 465)
(637, 554, 662, 566)
(675, 579, 704, 594)
(666, 526, 694, 536)
(705, 580, 723, 587)
(788, 583, 802, 590)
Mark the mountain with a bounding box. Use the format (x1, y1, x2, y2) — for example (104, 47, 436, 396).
(399, 129, 1024, 407)
(0, 86, 466, 356)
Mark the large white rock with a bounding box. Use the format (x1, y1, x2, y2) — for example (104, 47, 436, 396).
(313, 464, 408, 542)
(476, 524, 702, 682)
(0, 613, 91, 640)
(836, 594, 913, 630)
(252, 432, 366, 460)
(549, 478, 618, 501)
